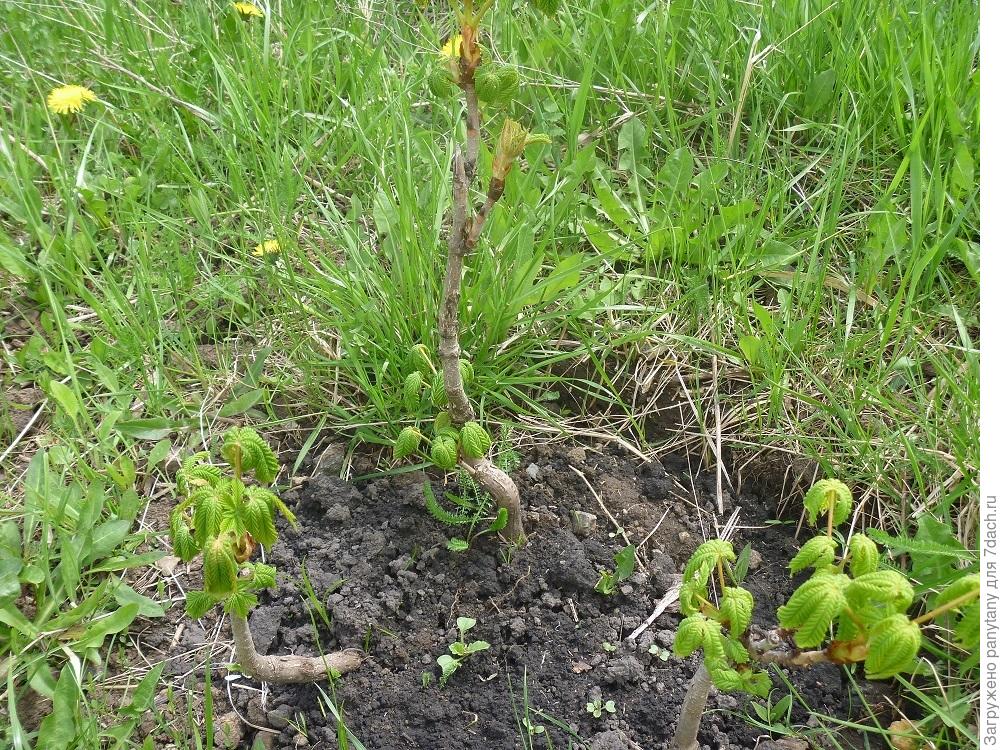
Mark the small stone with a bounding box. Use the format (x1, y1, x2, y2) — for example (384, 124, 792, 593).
(325, 504, 351, 523)
(294, 733, 309, 748)
(678, 531, 691, 543)
(509, 616, 528, 639)
(566, 447, 587, 465)
(749, 549, 764, 570)
(252, 731, 276, 749)
(266, 704, 293, 728)
(526, 463, 541, 481)
(214, 713, 243, 748)
(570, 510, 598, 538)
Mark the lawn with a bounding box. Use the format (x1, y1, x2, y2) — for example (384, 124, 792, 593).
(0, 1, 980, 748)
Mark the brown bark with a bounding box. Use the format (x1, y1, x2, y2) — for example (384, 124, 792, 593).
(672, 662, 711, 750)
(230, 614, 364, 684)
(434, 57, 526, 545)
(461, 457, 525, 543)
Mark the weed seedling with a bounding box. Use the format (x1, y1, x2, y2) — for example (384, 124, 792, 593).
(594, 544, 636, 595)
(647, 644, 670, 662)
(602, 641, 618, 653)
(586, 699, 616, 719)
(437, 616, 491, 686)
(168, 427, 362, 683)
(670, 479, 980, 750)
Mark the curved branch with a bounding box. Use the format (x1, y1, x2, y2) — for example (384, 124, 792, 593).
(461, 457, 526, 544)
(230, 614, 364, 684)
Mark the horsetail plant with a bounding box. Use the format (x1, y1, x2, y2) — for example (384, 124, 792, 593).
(670, 479, 980, 750)
(392, 0, 558, 545)
(169, 428, 363, 683)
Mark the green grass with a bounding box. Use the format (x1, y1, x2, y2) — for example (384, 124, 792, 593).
(0, 0, 979, 748)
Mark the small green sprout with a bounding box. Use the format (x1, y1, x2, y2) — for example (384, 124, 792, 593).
(586, 699, 616, 719)
(647, 643, 670, 662)
(595, 544, 636, 595)
(437, 616, 491, 686)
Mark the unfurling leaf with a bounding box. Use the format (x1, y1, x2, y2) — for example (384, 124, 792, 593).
(723, 636, 750, 664)
(224, 590, 258, 619)
(433, 411, 453, 435)
(243, 486, 279, 549)
(394, 426, 423, 460)
(848, 534, 880, 577)
(428, 65, 456, 98)
(171, 523, 199, 562)
(431, 373, 447, 407)
(679, 559, 712, 615)
(803, 478, 853, 527)
(847, 570, 914, 612)
(192, 488, 224, 546)
(488, 507, 509, 532)
(932, 573, 980, 611)
(778, 573, 850, 647)
(741, 670, 773, 697)
(954, 599, 979, 650)
(683, 539, 735, 583)
(203, 536, 238, 597)
(459, 422, 491, 459)
(708, 665, 745, 692)
(246, 562, 277, 589)
(403, 371, 424, 411)
(789, 535, 839, 574)
(864, 613, 921, 679)
(674, 613, 723, 659)
(719, 586, 754, 635)
(185, 590, 216, 619)
(458, 359, 474, 386)
(476, 64, 520, 105)
(430, 436, 459, 470)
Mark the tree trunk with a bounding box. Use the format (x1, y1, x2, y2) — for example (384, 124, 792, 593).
(672, 662, 712, 750)
(230, 614, 363, 684)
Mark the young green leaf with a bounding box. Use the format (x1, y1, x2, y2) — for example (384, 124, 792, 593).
(719, 586, 754, 636)
(185, 590, 216, 619)
(403, 371, 424, 411)
(615, 544, 636, 580)
(777, 573, 849, 648)
(459, 422, 491, 460)
(683, 539, 735, 583)
(803, 479, 852, 527)
(393, 426, 423, 460)
(243, 486, 278, 549)
(847, 570, 914, 612)
(488, 507, 509, 533)
(932, 573, 979, 610)
(789, 535, 839, 574)
(193, 489, 224, 546)
(458, 359, 474, 386)
(848, 533, 880, 577)
(864, 613, 921, 679)
(223, 590, 258, 619)
(433, 411, 453, 435)
(430, 436, 458, 470)
(674, 613, 723, 660)
(245, 562, 277, 590)
(431, 373, 447, 408)
(203, 536, 238, 597)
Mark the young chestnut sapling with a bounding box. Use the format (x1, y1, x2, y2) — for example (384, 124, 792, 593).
(393, 0, 559, 545)
(169, 427, 362, 683)
(669, 478, 980, 750)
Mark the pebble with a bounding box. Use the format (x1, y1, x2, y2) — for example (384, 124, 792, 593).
(526, 463, 541, 480)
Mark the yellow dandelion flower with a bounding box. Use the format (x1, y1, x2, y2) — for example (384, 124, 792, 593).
(46, 85, 97, 115)
(252, 240, 281, 257)
(440, 35, 463, 59)
(233, 2, 263, 18)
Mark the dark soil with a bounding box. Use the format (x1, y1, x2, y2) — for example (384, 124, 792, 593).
(217, 445, 894, 750)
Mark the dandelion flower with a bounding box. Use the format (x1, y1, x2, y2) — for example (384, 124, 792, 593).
(440, 35, 463, 59)
(233, 2, 264, 18)
(47, 85, 96, 115)
(252, 240, 281, 257)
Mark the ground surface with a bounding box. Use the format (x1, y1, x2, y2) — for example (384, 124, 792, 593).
(180, 445, 889, 750)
